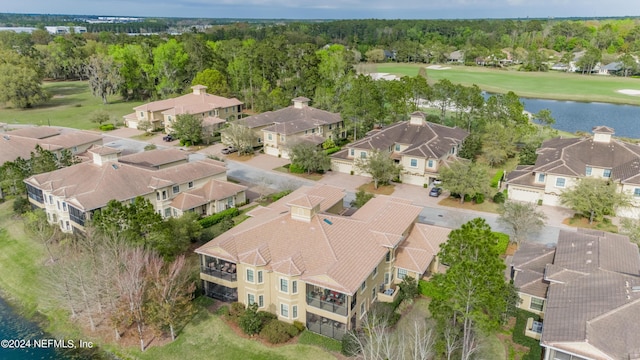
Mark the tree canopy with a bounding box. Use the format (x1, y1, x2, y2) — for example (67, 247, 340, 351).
(354, 149, 402, 189)
(560, 177, 631, 223)
(287, 141, 331, 174)
(172, 114, 203, 145)
(439, 161, 489, 203)
(497, 200, 547, 245)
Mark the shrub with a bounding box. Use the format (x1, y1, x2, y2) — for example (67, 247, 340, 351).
(493, 232, 510, 254)
(228, 302, 246, 322)
(493, 191, 506, 204)
(270, 190, 292, 202)
(474, 193, 485, 204)
(144, 144, 157, 151)
(341, 331, 360, 356)
(12, 197, 30, 214)
(198, 208, 240, 228)
(288, 163, 305, 173)
(99, 123, 115, 131)
(257, 310, 277, 324)
(260, 320, 293, 344)
(423, 183, 428, 188)
(490, 171, 504, 188)
(350, 190, 374, 208)
(215, 305, 230, 316)
(399, 276, 419, 300)
(239, 303, 263, 335)
(293, 321, 306, 332)
(464, 194, 472, 202)
(323, 146, 342, 155)
(418, 279, 445, 300)
(370, 302, 401, 327)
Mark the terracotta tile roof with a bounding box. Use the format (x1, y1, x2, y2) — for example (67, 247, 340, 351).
(5, 127, 61, 139)
(346, 121, 468, 159)
(88, 145, 121, 156)
(505, 165, 544, 188)
(119, 148, 188, 168)
(539, 229, 640, 359)
(25, 157, 227, 211)
(0, 135, 47, 164)
(134, 88, 242, 113)
(395, 223, 451, 273)
(169, 179, 247, 210)
(0, 130, 103, 165)
(42, 131, 102, 148)
(196, 185, 424, 295)
(240, 104, 341, 133)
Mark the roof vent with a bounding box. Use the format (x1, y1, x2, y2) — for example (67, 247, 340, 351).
(323, 218, 333, 225)
(586, 259, 592, 264)
(111, 164, 119, 170)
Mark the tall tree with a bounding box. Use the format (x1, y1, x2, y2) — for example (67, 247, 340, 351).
(85, 53, 122, 104)
(354, 149, 402, 189)
(172, 114, 203, 145)
(430, 218, 516, 360)
(497, 201, 547, 245)
(23, 209, 59, 263)
(191, 69, 231, 97)
(0, 49, 49, 108)
(559, 177, 631, 223)
(153, 39, 190, 97)
(439, 161, 489, 203)
(287, 141, 331, 174)
(221, 122, 255, 155)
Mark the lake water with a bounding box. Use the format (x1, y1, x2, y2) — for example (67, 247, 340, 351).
(520, 97, 640, 139)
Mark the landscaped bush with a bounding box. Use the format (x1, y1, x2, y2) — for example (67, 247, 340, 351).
(298, 330, 342, 352)
(398, 276, 420, 300)
(12, 197, 30, 214)
(198, 208, 240, 228)
(493, 232, 510, 254)
(513, 309, 543, 360)
(370, 302, 401, 327)
(257, 310, 277, 324)
(260, 319, 296, 344)
(474, 193, 485, 204)
(270, 189, 292, 202)
(418, 279, 445, 300)
(228, 302, 246, 322)
(323, 146, 341, 155)
(288, 163, 305, 173)
(293, 321, 306, 332)
(493, 191, 506, 204)
(99, 123, 115, 131)
(490, 171, 504, 188)
(239, 303, 263, 335)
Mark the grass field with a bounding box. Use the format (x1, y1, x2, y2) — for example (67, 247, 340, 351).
(375, 63, 640, 105)
(0, 81, 143, 130)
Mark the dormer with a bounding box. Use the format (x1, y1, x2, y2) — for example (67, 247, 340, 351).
(409, 111, 426, 125)
(191, 84, 208, 95)
(292, 97, 310, 109)
(88, 146, 121, 166)
(287, 194, 323, 222)
(592, 126, 614, 144)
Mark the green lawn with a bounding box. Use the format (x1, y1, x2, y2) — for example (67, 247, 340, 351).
(0, 81, 144, 130)
(375, 63, 640, 105)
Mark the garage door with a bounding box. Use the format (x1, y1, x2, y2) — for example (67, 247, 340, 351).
(508, 187, 541, 203)
(331, 160, 353, 174)
(401, 173, 425, 186)
(264, 146, 279, 157)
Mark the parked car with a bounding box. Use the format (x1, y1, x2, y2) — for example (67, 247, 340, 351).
(432, 179, 442, 185)
(162, 134, 174, 142)
(429, 187, 442, 197)
(221, 146, 238, 154)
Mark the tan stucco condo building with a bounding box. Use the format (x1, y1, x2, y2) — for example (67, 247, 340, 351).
(196, 184, 450, 340)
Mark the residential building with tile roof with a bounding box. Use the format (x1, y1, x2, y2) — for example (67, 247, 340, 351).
(331, 112, 468, 186)
(509, 229, 640, 360)
(123, 85, 243, 133)
(505, 126, 640, 218)
(0, 128, 103, 165)
(195, 184, 450, 340)
(237, 97, 345, 157)
(24, 147, 246, 233)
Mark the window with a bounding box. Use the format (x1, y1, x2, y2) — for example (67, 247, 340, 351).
(427, 159, 434, 168)
(268, 133, 273, 141)
(371, 287, 376, 301)
(65, 221, 70, 230)
(329, 124, 332, 130)
(361, 281, 366, 292)
(537, 173, 546, 183)
(311, 128, 315, 133)
(162, 190, 167, 200)
(173, 185, 180, 194)
(603, 169, 612, 178)
(410, 159, 417, 167)
(57, 201, 61, 210)
(258, 271, 263, 284)
(292, 305, 298, 319)
(395, 144, 400, 151)
(188, 181, 194, 188)
(555, 177, 566, 188)
(280, 135, 285, 142)
(384, 273, 390, 285)
(372, 267, 378, 277)
(62, 202, 67, 211)
(248, 293, 255, 305)
(164, 208, 171, 218)
(292, 280, 297, 294)
(168, 115, 172, 122)
(585, 166, 592, 176)
(360, 302, 366, 317)
(350, 149, 354, 156)
(49, 195, 53, 204)
(156, 192, 160, 200)
(397, 268, 408, 280)
(280, 278, 288, 293)
(635, 188, 640, 197)
(530, 297, 544, 312)
(258, 295, 264, 307)
(360, 152, 367, 159)
(140, 111, 144, 117)
(247, 269, 255, 283)
(385, 250, 392, 262)
(280, 303, 289, 318)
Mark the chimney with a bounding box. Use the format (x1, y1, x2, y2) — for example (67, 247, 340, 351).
(592, 126, 614, 143)
(287, 195, 323, 222)
(409, 111, 426, 125)
(89, 146, 121, 166)
(191, 85, 208, 95)
(292, 97, 310, 109)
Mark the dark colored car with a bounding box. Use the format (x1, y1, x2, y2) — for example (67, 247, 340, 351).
(162, 134, 174, 142)
(221, 146, 238, 154)
(429, 187, 442, 197)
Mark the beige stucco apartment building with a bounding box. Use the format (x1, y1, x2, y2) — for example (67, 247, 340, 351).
(123, 85, 243, 133)
(506, 126, 640, 218)
(331, 112, 468, 186)
(24, 147, 246, 233)
(195, 184, 450, 340)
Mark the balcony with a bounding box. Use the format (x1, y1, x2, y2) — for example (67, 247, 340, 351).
(377, 284, 400, 303)
(201, 256, 237, 282)
(306, 313, 346, 340)
(306, 285, 348, 317)
(204, 281, 238, 302)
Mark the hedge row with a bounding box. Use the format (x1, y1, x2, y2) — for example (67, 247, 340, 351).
(324, 146, 342, 155)
(493, 232, 510, 255)
(490, 171, 504, 188)
(197, 208, 240, 228)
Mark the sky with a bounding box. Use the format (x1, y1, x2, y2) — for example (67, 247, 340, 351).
(4, 0, 640, 20)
